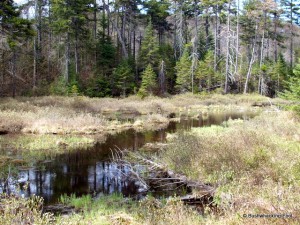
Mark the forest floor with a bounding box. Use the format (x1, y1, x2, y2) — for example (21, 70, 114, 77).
(0, 94, 299, 225)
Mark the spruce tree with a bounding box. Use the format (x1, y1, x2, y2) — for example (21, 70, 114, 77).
(0, 0, 34, 47)
(138, 20, 160, 70)
(51, 0, 93, 82)
(268, 54, 289, 95)
(138, 64, 157, 97)
(281, 59, 300, 100)
(196, 50, 216, 91)
(175, 46, 192, 93)
(113, 60, 135, 97)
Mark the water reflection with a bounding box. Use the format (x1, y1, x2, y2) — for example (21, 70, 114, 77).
(0, 112, 256, 204)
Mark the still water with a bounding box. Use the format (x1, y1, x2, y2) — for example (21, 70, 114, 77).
(0, 112, 256, 204)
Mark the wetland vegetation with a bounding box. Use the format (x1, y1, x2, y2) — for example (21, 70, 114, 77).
(0, 94, 299, 224)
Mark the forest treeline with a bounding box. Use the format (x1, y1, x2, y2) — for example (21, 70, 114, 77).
(1, 0, 300, 98)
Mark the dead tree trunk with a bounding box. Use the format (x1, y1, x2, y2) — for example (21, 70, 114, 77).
(224, 3, 231, 94)
(244, 24, 258, 94)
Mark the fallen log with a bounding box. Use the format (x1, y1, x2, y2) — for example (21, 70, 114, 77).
(112, 150, 215, 208)
(131, 153, 214, 196)
(180, 194, 213, 205)
(43, 204, 79, 215)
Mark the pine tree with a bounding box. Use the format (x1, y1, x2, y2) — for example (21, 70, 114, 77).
(175, 46, 192, 93)
(138, 64, 157, 97)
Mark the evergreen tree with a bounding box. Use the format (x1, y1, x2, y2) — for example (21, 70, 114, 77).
(51, 0, 93, 82)
(281, 0, 300, 68)
(96, 34, 116, 76)
(113, 60, 135, 97)
(268, 54, 289, 95)
(281, 58, 300, 100)
(0, 0, 33, 97)
(196, 50, 216, 91)
(143, 0, 171, 44)
(138, 20, 160, 71)
(175, 46, 192, 92)
(0, 0, 34, 47)
(138, 64, 157, 97)
(158, 43, 176, 93)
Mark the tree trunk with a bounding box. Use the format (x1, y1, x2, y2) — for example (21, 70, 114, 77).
(33, 37, 37, 88)
(235, 0, 239, 77)
(214, 4, 219, 71)
(47, 0, 52, 82)
(274, 12, 278, 62)
(159, 60, 166, 95)
(93, 0, 97, 39)
(259, 10, 267, 94)
(75, 33, 79, 74)
(33, 0, 42, 89)
(12, 51, 16, 98)
(103, 0, 128, 58)
(65, 32, 70, 83)
(225, 3, 231, 94)
(0, 52, 4, 96)
(244, 24, 258, 94)
(290, 1, 293, 68)
(205, 12, 210, 52)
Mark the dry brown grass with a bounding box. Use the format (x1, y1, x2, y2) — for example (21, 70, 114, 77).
(0, 93, 284, 135)
(0, 96, 176, 134)
(0, 94, 273, 135)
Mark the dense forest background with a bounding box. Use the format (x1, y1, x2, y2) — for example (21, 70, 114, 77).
(1, 0, 300, 98)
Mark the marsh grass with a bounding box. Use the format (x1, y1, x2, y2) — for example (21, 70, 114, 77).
(0, 94, 283, 135)
(0, 94, 296, 224)
(56, 194, 203, 225)
(56, 194, 139, 225)
(0, 194, 54, 225)
(0, 134, 96, 152)
(161, 111, 300, 224)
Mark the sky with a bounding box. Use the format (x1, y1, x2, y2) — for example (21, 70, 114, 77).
(14, 0, 26, 5)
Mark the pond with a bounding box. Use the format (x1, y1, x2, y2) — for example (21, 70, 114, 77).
(0, 111, 256, 204)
